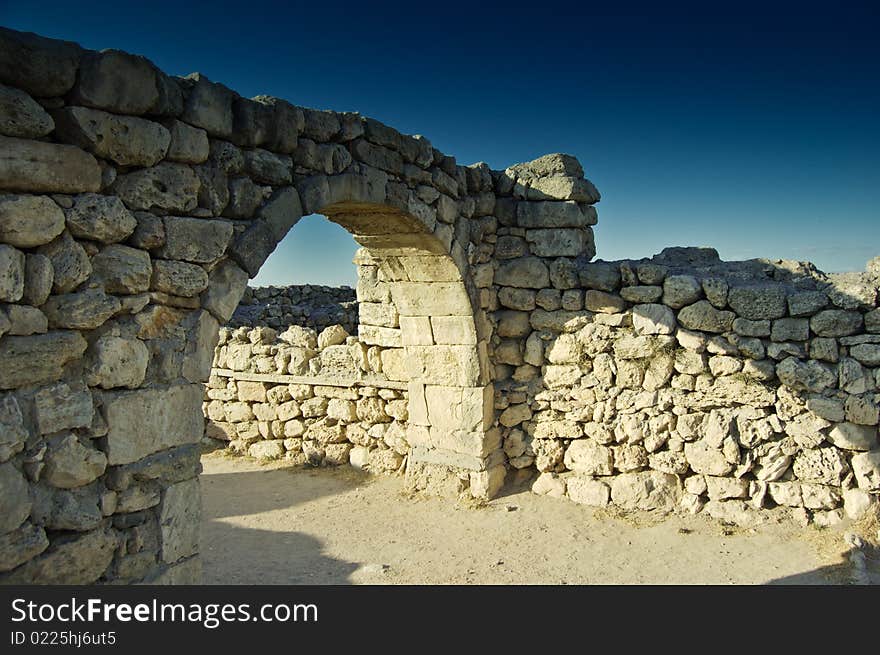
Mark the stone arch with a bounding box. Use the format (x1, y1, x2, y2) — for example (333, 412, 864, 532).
(0, 27, 601, 584)
(209, 167, 498, 496)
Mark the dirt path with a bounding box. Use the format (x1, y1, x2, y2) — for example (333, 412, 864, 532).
(200, 452, 854, 585)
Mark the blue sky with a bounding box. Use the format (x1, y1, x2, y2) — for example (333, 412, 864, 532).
(4, 0, 878, 286)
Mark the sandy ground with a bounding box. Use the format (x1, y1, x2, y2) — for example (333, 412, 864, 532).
(200, 452, 862, 585)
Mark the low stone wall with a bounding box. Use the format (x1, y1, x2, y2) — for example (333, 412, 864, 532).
(495, 248, 879, 526)
(204, 324, 408, 472)
(229, 284, 357, 334)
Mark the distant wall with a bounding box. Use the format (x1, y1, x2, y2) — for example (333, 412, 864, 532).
(229, 284, 357, 334)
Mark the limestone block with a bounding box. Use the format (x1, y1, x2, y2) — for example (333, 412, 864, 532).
(181, 73, 234, 138)
(390, 281, 472, 316)
(495, 256, 550, 289)
(792, 448, 849, 485)
(0, 194, 65, 247)
(430, 315, 477, 345)
(64, 193, 138, 244)
(621, 285, 662, 304)
(826, 422, 877, 451)
(526, 227, 591, 257)
(36, 232, 90, 293)
(165, 119, 209, 163)
(775, 357, 836, 393)
(159, 216, 232, 263)
(788, 290, 828, 317)
(0, 330, 87, 389)
(22, 253, 53, 306)
(610, 471, 681, 510)
(662, 275, 702, 309)
(771, 318, 809, 342)
(0, 136, 101, 194)
(0, 523, 48, 573)
(0, 462, 30, 533)
(102, 384, 204, 465)
(53, 106, 170, 167)
(563, 440, 613, 475)
(70, 49, 158, 114)
(632, 303, 676, 335)
(42, 434, 107, 488)
(0, 528, 116, 584)
(810, 309, 863, 337)
(677, 300, 735, 333)
(851, 451, 880, 490)
(516, 200, 590, 228)
(91, 244, 152, 294)
(584, 289, 625, 314)
(532, 472, 566, 497)
(159, 478, 200, 563)
(111, 163, 200, 213)
(426, 385, 492, 432)
(727, 285, 787, 320)
(850, 344, 880, 366)
(0, 83, 53, 138)
(43, 288, 120, 329)
(0, 243, 24, 301)
(201, 259, 248, 323)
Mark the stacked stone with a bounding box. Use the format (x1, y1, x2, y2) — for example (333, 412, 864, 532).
(0, 28, 512, 584)
(230, 283, 357, 333)
(487, 247, 879, 526)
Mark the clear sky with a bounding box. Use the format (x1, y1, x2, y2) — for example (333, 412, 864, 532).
(4, 0, 878, 286)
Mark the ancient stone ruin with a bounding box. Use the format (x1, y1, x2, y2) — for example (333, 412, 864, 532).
(0, 27, 878, 584)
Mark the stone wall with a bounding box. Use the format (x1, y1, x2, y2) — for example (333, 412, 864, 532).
(500, 249, 880, 526)
(229, 283, 357, 333)
(0, 27, 876, 585)
(204, 323, 408, 471)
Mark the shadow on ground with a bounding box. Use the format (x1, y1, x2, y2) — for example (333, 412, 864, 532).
(200, 459, 367, 584)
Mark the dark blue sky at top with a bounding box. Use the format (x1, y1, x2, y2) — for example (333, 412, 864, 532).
(3, 0, 878, 285)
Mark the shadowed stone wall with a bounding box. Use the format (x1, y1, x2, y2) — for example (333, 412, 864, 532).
(0, 27, 876, 585)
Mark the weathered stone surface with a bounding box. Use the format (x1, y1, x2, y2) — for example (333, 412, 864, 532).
(775, 357, 836, 393)
(6, 305, 49, 336)
(662, 275, 702, 309)
(0, 523, 48, 573)
(517, 201, 590, 228)
(0, 394, 27, 462)
(227, 219, 274, 276)
(563, 440, 613, 475)
(111, 163, 200, 213)
(43, 288, 120, 329)
(181, 73, 234, 138)
(727, 285, 787, 320)
(33, 382, 92, 433)
(103, 384, 203, 465)
(0, 462, 29, 533)
(677, 301, 734, 333)
(771, 318, 809, 342)
(158, 216, 232, 263)
(810, 310, 863, 337)
(151, 259, 208, 297)
(86, 335, 149, 389)
(159, 478, 200, 563)
(0, 244, 24, 301)
(621, 285, 663, 304)
(610, 471, 681, 510)
(0, 529, 116, 584)
(850, 344, 880, 367)
(826, 422, 877, 451)
(0, 331, 87, 389)
(201, 259, 248, 323)
(70, 49, 158, 114)
(495, 257, 550, 288)
(584, 289, 625, 314)
(0, 194, 65, 248)
(22, 253, 53, 306)
(792, 448, 849, 485)
(65, 193, 137, 244)
(526, 228, 591, 257)
(850, 451, 880, 491)
(43, 434, 107, 488)
(257, 186, 303, 242)
(566, 476, 610, 506)
(788, 290, 828, 317)
(165, 120, 209, 163)
(0, 136, 101, 194)
(53, 106, 170, 167)
(0, 28, 83, 97)
(37, 231, 91, 293)
(129, 212, 165, 250)
(91, 244, 152, 294)
(633, 303, 676, 335)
